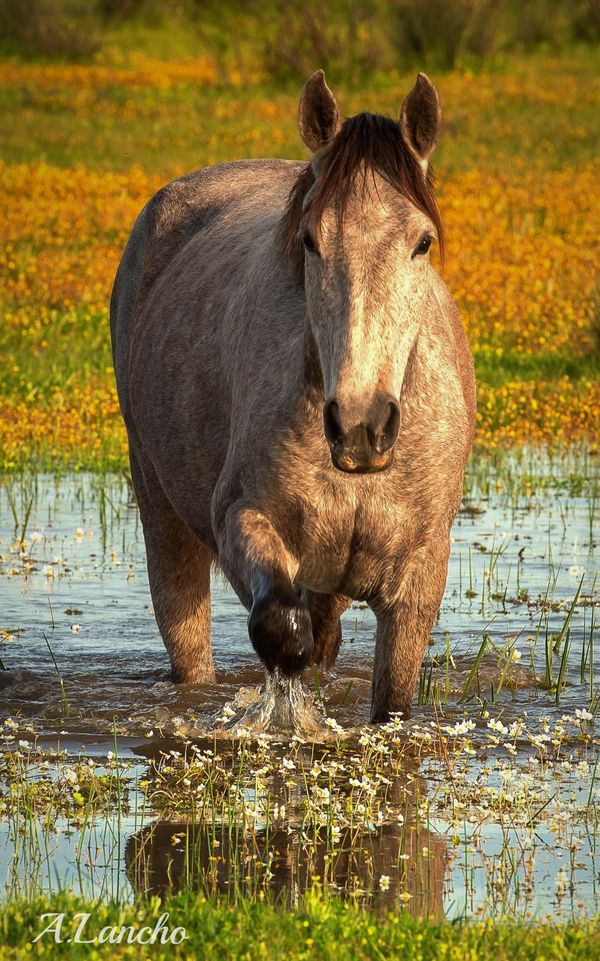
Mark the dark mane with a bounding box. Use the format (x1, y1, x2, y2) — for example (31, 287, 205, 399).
(277, 112, 444, 283)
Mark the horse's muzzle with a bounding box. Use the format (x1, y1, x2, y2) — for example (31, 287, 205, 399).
(323, 394, 400, 473)
(331, 445, 394, 473)
(331, 451, 394, 474)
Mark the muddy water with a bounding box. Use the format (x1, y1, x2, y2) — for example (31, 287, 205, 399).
(0, 458, 599, 918)
(1, 462, 597, 737)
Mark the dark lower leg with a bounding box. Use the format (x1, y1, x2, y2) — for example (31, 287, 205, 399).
(300, 590, 351, 669)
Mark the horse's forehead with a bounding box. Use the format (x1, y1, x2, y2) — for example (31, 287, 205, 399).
(315, 182, 418, 241)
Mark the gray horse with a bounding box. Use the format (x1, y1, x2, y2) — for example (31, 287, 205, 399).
(110, 70, 476, 722)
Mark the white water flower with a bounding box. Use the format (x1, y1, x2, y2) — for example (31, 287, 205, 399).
(71, 623, 81, 633)
(379, 875, 390, 891)
(575, 708, 593, 723)
(443, 719, 476, 736)
(487, 718, 509, 736)
(509, 648, 522, 662)
(324, 716, 343, 734)
(30, 530, 42, 543)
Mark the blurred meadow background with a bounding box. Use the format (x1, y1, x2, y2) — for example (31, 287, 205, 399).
(0, 0, 599, 471)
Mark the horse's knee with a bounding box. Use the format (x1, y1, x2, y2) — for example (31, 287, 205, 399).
(248, 583, 313, 676)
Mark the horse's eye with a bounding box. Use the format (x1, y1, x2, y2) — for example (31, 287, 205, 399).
(303, 230, 319, 255)
(412, 234, 433, 258)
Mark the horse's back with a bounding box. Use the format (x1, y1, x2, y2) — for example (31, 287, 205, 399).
(110, 159, 304, 425)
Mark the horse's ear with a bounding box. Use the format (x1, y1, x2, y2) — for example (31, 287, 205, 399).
(399, 73, 441, 173)
(298, 70, 340, 153)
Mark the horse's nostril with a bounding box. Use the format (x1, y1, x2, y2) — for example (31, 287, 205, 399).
(325, 394, 399, 467)
(323, 399, 344, 447)
(374, 400, 401, 454)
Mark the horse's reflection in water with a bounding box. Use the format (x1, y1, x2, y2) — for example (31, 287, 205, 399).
(125, 802, 447, 916)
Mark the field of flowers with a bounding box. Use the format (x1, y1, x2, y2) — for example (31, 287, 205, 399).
(0, 51, 599, 470)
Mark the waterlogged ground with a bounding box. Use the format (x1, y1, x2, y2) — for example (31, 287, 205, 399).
(0, 451, 598, 920)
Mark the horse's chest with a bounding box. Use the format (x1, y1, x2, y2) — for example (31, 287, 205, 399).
(294, 488, 408, 597)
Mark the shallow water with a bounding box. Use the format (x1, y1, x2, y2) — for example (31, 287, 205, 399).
(3, 804, 598, 920)
(2, 733, 599, 920)
(1, 460, 597, 737)
(0, 456, 599, 918)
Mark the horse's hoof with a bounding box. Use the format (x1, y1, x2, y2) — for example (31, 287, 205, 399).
(248, 590, 314, 676)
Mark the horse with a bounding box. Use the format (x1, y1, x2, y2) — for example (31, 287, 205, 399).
(110, 70, 476, 723)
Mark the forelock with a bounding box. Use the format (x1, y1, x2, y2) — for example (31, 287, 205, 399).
(278, 111, 444, 284)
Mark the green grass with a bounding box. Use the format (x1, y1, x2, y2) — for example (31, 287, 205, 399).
(474, 348, 600, 387)
(1, 892, 598, 959)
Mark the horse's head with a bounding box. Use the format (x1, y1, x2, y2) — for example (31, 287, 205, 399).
(283, 70, 443, 474)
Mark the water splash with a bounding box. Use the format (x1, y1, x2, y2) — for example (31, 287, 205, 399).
(222, 669, 328, 737)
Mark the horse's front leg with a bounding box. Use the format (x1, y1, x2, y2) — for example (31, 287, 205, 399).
(299, 589, 351, 669)
(370, 537, 450, 723)
(216, 503, 313, 675)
